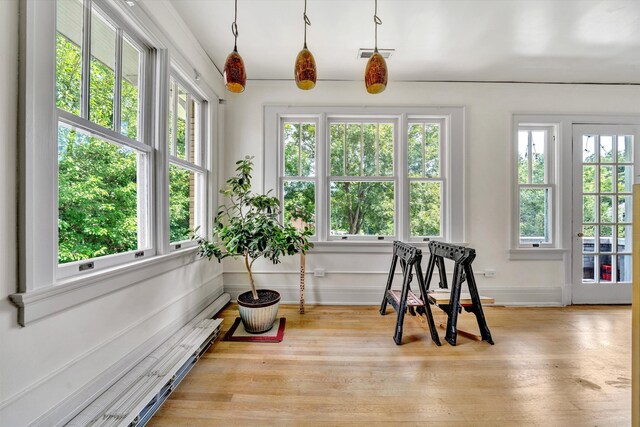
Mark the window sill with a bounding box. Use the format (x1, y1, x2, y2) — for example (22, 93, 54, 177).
(308, 241, 469, 254)
(508, 248, 567, 261)
(9, 247, 200, 326)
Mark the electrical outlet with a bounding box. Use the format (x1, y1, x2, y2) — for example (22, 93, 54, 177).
(314, 268, 325, 277)
(484, 269, 496, 278)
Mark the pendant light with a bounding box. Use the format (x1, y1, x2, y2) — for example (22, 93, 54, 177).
(364, 0, 387, 94)
(295, 0, 317, 90)
(223, 0, 246, 93)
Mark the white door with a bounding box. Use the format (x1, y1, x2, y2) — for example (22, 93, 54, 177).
(572, 124, 639, 303)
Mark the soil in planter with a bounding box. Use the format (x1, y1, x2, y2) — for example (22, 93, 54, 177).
(238, 289, 280, 305)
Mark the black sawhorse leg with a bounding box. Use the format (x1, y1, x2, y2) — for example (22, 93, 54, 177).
(380, 241, 441, 346)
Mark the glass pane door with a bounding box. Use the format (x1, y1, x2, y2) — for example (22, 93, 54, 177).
(572, 125, 638, 303)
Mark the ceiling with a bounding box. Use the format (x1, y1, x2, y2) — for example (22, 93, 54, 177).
(169, 0, 640, 84)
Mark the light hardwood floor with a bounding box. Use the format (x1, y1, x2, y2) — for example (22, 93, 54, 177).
(150, 304, 631, 426)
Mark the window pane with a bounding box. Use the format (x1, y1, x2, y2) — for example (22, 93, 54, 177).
(425, 124, 440, 178)
(582, 255, 595, 282)
(617, 165, 633, 193)
(617, 255, 632, 282)
(176, 86, 187, 159)
(189, 99, 199, 164)
(330, 123, 345, 176)
(583, 135, 596, 162)
(618, 135, 633, 163)
(346, 124, 362, 176)
(363, 124, 376, 176)
(283, 123, 299, 176)
(600, 195, 613, 223)
(582, 225, 596, 254)
(583, 165, 596, 193)
(120, 37, 140, 140)
(618, 195, 632, 223)
(583, 195, 596, 223)
(600, 225, 614, 252)
(600, 165, 614, 193)
(300, 123, 316, 176)
(169, 164, 198, 242)
(408, 124, 423, 178)
(283, 181, 315, 234)
(379, 124, 394, 176)
(518, 131, 529, 184)
(56, 0, 83, 115)
(410, 181, 441, 237)
(531, 130, 545, 184)
(58, 123, 141, 263)
(618, 225, 632, 253)
(519, 188, 550, 244)
(599, 255, 612, 282)
(330, 181, 394, 236)
(89, 9, 116, 129)
(600, 135, 614, 163)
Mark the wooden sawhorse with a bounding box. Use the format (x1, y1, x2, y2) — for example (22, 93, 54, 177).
(380, 241, 441, 346)
(424, 241, 494, 346)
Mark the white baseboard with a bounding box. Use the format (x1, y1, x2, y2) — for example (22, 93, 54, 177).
(3, 277, 229, 427)
(223, 274, 563, 306)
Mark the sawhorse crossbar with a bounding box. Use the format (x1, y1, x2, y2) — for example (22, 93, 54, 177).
(424, 241, 494, 346)
(380, 241, 441, 346)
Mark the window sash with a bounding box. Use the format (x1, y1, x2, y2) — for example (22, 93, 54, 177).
(517, 184, 554, 247)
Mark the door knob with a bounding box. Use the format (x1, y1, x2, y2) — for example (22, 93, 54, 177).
(577, 232, 584, 237)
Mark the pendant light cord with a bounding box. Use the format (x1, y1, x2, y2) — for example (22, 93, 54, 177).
(303, 0, 311, 49)
(374, 0, 382, 52)
(232, 0, 239, 51)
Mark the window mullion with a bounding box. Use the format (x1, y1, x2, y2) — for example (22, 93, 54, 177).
(343, 124, 347, 176)
(114, 28, 123, 134)
(185, 94, 191, 162)
(422, 123, 426, 177)
(80, 0, 92, 119)
(528, 131, 533, 184)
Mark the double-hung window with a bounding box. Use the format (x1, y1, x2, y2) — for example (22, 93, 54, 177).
(328, 120, 396, 239)
(266, 106, 465, 246)
(281, 120, 318, 235)
(515, 125, 556, 247)
(407, 119, 445, 241)
(168, 76, 207, 248)
(56, 0, 153, 278)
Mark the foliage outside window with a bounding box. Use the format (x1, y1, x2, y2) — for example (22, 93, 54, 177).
(56, 0, 149, 267)
(516, 127, 554, 246)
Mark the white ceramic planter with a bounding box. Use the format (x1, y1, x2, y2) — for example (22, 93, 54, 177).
(237, 289, 281, 333)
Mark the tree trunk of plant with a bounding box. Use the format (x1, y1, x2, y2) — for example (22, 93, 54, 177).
(244, 250, 259, 300)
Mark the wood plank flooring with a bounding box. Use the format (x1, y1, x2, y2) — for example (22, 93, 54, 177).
(150, 304, 631, 426)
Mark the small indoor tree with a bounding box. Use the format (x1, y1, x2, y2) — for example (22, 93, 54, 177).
(195, 157, 313, 302)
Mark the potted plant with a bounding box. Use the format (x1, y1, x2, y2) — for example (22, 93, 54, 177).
(195, 157, 313, 333)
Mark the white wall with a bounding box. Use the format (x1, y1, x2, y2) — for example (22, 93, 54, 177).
(222, 79, 640, 305)
(0, 2, 225, 425)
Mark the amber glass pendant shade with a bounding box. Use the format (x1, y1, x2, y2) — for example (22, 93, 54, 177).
(295, 48, 317, 90)
(224, 49, 246, 93)
(364, 51, 387, 94)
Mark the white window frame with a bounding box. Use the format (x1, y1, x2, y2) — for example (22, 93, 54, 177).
(325, 116, 399, 242)
(167, 71, 209, 250)
(279, 116, 320, 239)
(406, 117, 447, 243)
(12, 0, 219, 325)
(56, 0, 154, 280)
(514, 125, 557, 249)
(264, 106, 465, 249)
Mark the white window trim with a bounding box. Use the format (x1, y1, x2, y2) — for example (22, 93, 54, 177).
(264, 106, 466, 251)
(12, 0, 219, 326)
